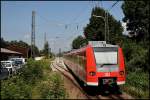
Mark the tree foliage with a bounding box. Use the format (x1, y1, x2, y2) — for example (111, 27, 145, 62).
(72, 7, 123, 49)
(1, 38, 9, 48)
(121, 1, 149, 72)
(72, 35, 88, 49)
(43, 41, 49, 58)
(122, 1, 149, 43)
(20, 59, 43, 84)
(9, 40, 29, 48)
(84, 7, 123, 44)
(30, 45, 40, 57)
(122, 37, 149, 72)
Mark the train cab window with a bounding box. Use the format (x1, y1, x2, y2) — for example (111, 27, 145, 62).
(93, 47, 118, 72)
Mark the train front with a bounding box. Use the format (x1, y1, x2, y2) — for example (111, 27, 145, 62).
(86, 41, 125, 88)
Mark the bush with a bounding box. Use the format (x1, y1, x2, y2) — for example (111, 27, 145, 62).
(122, 41, 149, 72)
(1, 76, 32, 99)
(19, 59, 43, 84)
(1, 58, 46, 99)
(127, 47, 149, 72)
(39, 59, 51, 70)
(39, 73, 67, 99)
(121, 71, 149, 98)
(1, 59, 67, 99)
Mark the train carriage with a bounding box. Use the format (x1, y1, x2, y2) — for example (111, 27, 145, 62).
(63, 41, 125, 87)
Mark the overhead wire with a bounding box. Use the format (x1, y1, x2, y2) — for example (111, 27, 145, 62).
(108, 1, 119, 12)
(66, 2, 93, 28)
(32, 4, 92, 52)
(36, 2, 120, 50)
(37, 13, 65, 27)
(64, 1, 93, 43)
(106, 1, 119, 43)
(100, 1, 103, 8)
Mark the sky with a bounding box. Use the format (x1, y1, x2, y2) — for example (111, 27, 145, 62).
(1, 1, 125, 54)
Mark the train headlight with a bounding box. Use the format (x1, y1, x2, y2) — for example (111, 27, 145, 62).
(119, 71, 124, 75)
(89, 71, 96, 76)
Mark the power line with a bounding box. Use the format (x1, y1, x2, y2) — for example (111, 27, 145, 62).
(108, 1, 119, 11)
(37, 12, 87, 32)
(67, 3, 92, 26)
(44, 32, 46, 44)
(90, 1, 95, 9)
(106, 1, 119, 43)
(37, 13, 65, 27)
(63, 2, 93, 39)
(100, 1, 103, 8)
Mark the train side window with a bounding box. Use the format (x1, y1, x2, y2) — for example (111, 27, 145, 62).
(72, 54, 75, 63)
(83, 52, 86, 67)
(73, 54, 75, 63)
(77, 55, 79, 66)
(76, 55, 78, 64)
(80, 56, 84, 68)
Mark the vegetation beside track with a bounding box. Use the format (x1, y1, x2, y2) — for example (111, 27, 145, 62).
(119, 40, 149, 99)
(1, 58, 67, 99)
(120, 70, 149, 99)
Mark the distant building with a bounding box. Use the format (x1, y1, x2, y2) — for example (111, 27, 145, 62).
(1, 48, 23, 60)
(6, 45, 29, 58)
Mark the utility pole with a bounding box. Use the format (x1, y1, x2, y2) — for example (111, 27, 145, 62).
(31, 11, 35, 58)
(107, 10, 109, 43)
(49, 47, 51, 54)
(59, 48, 61, 63)
(49, 47, 51, 58)
(104, 11, 107, 42)
(59, 48, 61, 57)
(44, 32, 46, 44)
(93, 13, 107, 43)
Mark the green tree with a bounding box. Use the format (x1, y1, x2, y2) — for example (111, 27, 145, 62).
(9, 40, 29, 48)
(18, 40, 29, 48)
(121, 1, 149, 72)
(1, 37, 9, 48)
(72, 35, 88, 49)
(31, 45, 40, 57)
(43, 41, 49, 58)
(122, 1, 149, 43)
(84, 7, 123, 44)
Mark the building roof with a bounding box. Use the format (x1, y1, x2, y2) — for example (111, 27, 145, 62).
(6, 45, 29, 57)
(1, 48, 22, 54)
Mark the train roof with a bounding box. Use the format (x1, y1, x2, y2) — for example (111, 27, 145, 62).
(88, 41, 118, 48)
(64, 41, 119, 55)
(65, 45, 88, 55)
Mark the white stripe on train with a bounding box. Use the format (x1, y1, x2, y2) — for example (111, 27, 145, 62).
(117, 81, 125, 85)
(86, 81, 125, 86)
(86, 82, 98, 86)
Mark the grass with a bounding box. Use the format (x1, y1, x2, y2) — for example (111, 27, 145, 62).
(120, 70, 149, 99)
(37, 73, 67, 99)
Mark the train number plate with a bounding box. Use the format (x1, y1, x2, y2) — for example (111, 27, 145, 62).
(104, 72, 110, 76)
(102, 79, 114, 84)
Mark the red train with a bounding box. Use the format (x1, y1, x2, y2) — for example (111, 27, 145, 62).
(63, 41, 125, 87)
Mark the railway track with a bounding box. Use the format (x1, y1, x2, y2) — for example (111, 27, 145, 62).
(51, 61, 95, 99)
(51, 58, 133, 99)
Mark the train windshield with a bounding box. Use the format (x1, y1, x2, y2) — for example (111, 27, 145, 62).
(93, 47, 118, 72)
